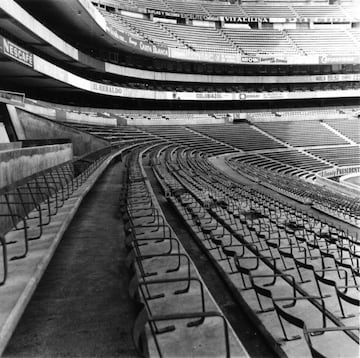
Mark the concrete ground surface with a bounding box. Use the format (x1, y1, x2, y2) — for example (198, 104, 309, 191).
(4, 158, 139, 357)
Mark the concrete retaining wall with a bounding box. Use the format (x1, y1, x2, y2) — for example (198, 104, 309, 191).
(0, 143, 73, 235)
(0, 143, 73, 190)
(64, 112, 117, 126)
(315, 175, 360, 197)
(8, 106, 109, 157)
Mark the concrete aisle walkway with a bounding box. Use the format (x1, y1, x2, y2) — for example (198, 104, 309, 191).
(4, 158, 139, 357)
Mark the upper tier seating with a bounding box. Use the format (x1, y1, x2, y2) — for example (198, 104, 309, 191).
(100, 10, 145, 40)
(349, 29, 360, 42)
(134, 0, 170, 11)
(242, 4, 296, 18)
(98, 4, 360, 56)
(191, 123, 285, 151)
(341, 3, 360, 20)
(201, 2, 246, 17)
(164, 23, 237, 52)
(101, 0, 355, 20)
(223, 28, 300, 56)
(166, 0, 208, 16)
(256, 120, 349, 147)
(285, 29, 360, 56)
(118, 14, 188, 48)
(292, 4, 348, 18)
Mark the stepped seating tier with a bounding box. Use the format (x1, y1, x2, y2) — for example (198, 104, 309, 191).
(152, 145, 360, 358)
(307, 146, 360, 167)
(325, 118, 360, 144)
(190, 123, 285, 151)
(256, 120, 349, 147)
(222, 29, 300, 56)
(285, 29, 359, 56)
(100, 0, 356, 21)
(119, 14, 188, 48)
(164, 23, 237, 53)
(98, 4, 360, 57)
(139, 125, 236, 155)
(263, 150, 332, 173)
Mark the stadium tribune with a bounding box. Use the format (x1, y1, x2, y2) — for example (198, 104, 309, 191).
(0, 0, 359, 357)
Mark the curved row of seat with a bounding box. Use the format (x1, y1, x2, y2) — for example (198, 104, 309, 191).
(228, 153, 321, 180)
(151, 145, 359, 358)
(121, 143, 249, 357)
(227, 155, 360, 227)
(63, 119, 360, 222)
(61, 119, 359, 228)
(0, 143, 132, 355)
(101, 0, 358, 21)
(53, 119, 360, 356)
(99, 6, 360, 56)
(63, 122, 156, 144)
(190, 123, 285, 151)
(255, 120, 351, 148)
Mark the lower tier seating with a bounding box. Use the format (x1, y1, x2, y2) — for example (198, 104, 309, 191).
(228, 155, 360, 226)
(122, 145, 249, 357)
(255, 120, 350, 147)
(151, 145, 360, 358)
(190, 123, 285, 151)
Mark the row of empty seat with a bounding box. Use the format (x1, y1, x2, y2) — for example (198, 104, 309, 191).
(122, 145, 248, 357)
(255, 120, 351, 147)
(101, 9, 360, 56)
(151, 144, 360, 357)
(139, 125, 236, 155)
(307, 146, 360, 167)
(190, 123, 285, 151)
(98, 0, 359, 20)
(228, 154, 360, 224)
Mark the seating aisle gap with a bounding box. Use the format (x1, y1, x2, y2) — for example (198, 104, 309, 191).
(143, 157, 276, 358)
(3, 157, 139, 358)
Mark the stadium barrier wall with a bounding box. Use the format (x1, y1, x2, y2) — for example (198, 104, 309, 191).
(315, 172, 360, 197)
(2, 0, 360, 90)
(2, 33, 360, 101)
(0, 143, 73, 190)
(7, 106, 109, 156)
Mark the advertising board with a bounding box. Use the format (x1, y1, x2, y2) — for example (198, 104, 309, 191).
(2, 38, 33, 67)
